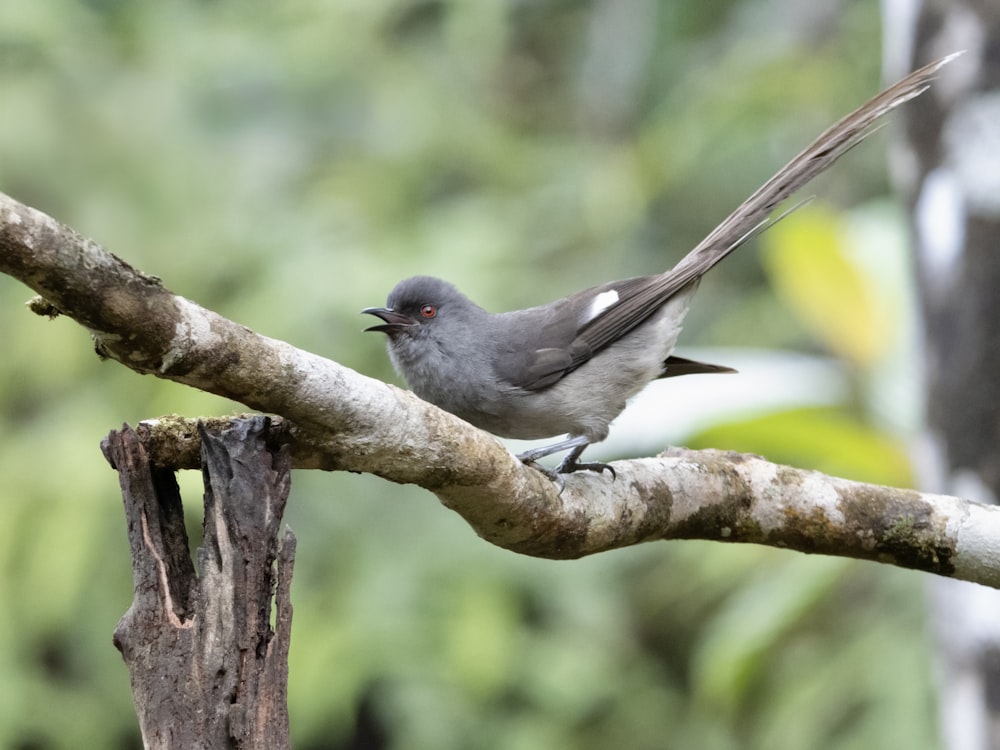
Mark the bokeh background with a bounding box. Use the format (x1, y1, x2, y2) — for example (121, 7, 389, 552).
(0, 1, 940, 748)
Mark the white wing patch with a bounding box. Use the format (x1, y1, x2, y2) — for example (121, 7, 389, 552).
(584, 289, 619, 323)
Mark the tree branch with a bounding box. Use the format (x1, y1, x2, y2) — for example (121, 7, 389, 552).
(125, 415, 1000, 587)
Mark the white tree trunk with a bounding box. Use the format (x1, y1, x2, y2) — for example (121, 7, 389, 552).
(884, 1, 1000, 747)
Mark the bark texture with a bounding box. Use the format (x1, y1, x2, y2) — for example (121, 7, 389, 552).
(102, 416, 295, 750)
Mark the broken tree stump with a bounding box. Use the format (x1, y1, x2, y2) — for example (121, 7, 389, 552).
(102, 415, 295, 750)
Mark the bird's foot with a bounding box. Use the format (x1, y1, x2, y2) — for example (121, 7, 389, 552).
(554, 455, 616, 479)
(517, 456, 616, 486)
(516, 436, 615, 484)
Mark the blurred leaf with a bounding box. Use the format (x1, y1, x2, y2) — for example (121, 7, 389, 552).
(691, 555, 851, 715)
(762, 204, 889, 367)
(689, 406, 914, 487)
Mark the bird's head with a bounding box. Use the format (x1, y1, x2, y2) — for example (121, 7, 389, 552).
(363, 275, 480, 341)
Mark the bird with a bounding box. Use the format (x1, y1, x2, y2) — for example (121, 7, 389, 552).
(363, 273, 736, 477)
(363, 55, 957, 478)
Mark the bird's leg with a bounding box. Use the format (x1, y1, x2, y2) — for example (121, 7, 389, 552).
(516, 435, 588, 463)
(516, 436, 616, 479)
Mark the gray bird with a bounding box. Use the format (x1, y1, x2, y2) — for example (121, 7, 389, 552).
(364, 272, 736, 476)
(363, 56, 955, 478)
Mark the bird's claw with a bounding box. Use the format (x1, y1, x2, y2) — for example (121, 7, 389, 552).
(519, 456, 616, 487)
(557, 459, 617, 479)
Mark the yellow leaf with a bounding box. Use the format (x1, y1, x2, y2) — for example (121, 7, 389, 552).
(762, 204, 888, 367)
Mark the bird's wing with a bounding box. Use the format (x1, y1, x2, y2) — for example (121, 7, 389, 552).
(492, 275, 682, 390)
(491, 293, 600, 390)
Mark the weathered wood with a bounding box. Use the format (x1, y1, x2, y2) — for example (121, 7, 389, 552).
(102, 416, 295, 750)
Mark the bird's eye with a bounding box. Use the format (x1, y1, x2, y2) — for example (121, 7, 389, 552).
(420, 304, 437, 319)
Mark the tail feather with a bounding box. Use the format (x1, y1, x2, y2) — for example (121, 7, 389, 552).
(659, 355, 738, 379)
(665, 52, 962, 288)
(574, 54, 960, 360)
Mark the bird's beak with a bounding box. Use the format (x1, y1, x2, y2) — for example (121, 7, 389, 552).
(362, 307, 417, 334)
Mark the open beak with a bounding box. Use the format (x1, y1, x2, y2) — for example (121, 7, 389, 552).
(362, 307, 418, 334)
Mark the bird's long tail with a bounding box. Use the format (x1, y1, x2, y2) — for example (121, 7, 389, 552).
(577, 53, 961, 354)
(666, 52, 962, 287)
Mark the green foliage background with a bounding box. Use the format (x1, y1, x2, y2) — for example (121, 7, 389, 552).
(0, 1, 939, 748)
